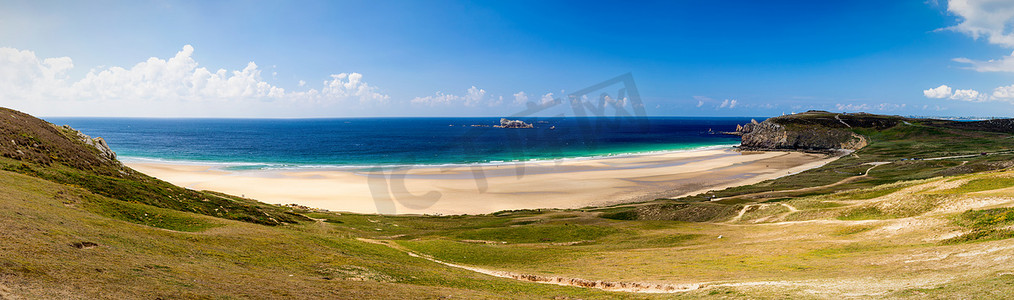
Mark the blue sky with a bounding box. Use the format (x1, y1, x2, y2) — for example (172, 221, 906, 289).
(1, 0, 1014, 117)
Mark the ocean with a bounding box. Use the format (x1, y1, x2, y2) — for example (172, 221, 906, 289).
(43, 117, 751, 170)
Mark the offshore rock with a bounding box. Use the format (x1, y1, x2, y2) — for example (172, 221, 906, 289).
(495, 118, 533, 128)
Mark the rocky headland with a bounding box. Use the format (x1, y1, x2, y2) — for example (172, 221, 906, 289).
(730, 110, 905, 153)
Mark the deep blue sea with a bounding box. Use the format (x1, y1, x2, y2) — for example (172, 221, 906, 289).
(43, 117, 750, 170)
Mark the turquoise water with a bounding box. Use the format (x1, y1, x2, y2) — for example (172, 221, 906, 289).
(44, 117, 748, 170)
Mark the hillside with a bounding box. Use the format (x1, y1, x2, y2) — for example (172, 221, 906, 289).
(3, 107, 1014, 299)
(0, 108, 306, 226)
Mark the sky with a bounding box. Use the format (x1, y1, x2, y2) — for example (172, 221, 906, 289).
(1, 0, 1014, 118)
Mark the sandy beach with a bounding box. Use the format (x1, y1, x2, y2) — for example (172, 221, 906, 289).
(124, 148, 836, 215)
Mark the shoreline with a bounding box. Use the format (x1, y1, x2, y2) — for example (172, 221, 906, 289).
(116, 143, 743, 171)
(124, 148, 838, 215)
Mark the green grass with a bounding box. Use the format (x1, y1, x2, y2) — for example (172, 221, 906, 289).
(452, 224, 621, 243)
(398, 240, 571, 267)
(837, 206, 893, 220)
(830, 225, 876, 236)
(79, 191, 222, 232)
(941, 177, 1014, 194)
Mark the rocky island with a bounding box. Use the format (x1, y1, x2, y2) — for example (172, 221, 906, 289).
(495, 118, 534, 128)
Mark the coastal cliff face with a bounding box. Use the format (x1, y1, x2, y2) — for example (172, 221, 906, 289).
(733, 111, 898, 152)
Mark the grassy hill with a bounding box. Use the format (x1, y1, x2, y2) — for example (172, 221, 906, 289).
(3, 107, 1014, 299)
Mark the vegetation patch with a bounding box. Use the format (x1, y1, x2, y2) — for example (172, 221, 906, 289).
(739, 204, 789, 222)
(81, 193, 221, 232)
(598, 210, 637, 220)
(940, 176, 1014, 194)
(831, 182, 914, 200)
(942, 207, 1014, 244)
(398, 240, 569, 267)
(831, 225, 876, 236)
(943, 229, 1014, 244)
(956, 207, 1014, 228)
(807, 243, 889, 258)
(838, 206, 893, 220)
(453, 224, 619, 243)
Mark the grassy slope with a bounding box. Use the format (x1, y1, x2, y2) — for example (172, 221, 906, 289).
(0, 169, 645, 299)
(5, 109, 1014, 298)
(0, 107, 306, 226)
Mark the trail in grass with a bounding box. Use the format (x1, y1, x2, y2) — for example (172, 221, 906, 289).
(356, 238, 702, 293)
(711, 162, 890, 201)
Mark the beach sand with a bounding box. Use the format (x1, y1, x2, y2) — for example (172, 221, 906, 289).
(124, 148, 836, 215)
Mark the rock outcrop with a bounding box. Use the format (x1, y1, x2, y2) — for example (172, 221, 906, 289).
(495, 118, 533, 128)
(734, 111, 875, 152)
(61, 125, 117, 161)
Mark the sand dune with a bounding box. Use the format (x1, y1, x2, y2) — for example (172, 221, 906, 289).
(124, 148, 835, 215)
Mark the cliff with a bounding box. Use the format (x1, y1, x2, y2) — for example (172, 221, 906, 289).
(734, 111, 904, 152)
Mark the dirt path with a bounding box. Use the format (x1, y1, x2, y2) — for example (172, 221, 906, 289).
(712, 162, 890, 202)
(357, 238, 702, 293)
(835, 114, 852, 128)
(730, 204, 754, 222)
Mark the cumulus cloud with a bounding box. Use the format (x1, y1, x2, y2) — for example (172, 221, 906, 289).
(718, 99, 738, 109)
(950, 88, 985, 101)
(603, 94, 627, 108)
(318, 73, 390, 105)
(992, 84, 1014, 99)
(539, 93, 558, 106)
(72, 45, 286, 101)
(923, 85, 954, 98)
(513, 91, 529, 105)
(0, 45, 390, 116)
(922, 84, 1014, 102)
(0, 47, 74, 100)
(945, 0, 1014, 48)
(411, 86, 492, 107)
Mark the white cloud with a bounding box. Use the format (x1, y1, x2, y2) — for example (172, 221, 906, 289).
(540, 92, 557, 106)
(923, 83, 1014, 103)
(992, 84, 1014, 99)
(410, 86, 492, 107)
(72, 45, 286, 101)
(834, 103, 907, 112)
(603, 95, 627, 107)
(0, 47, 74, 100)
(953, 52, 1014, 72)
(951, 88, 985, 101)
(513, 91, 529, 105)
(298, 80, 306, 87)
(718, 99, 738, 109)
(317, 73, 390, 105)
(923, 85, 954, 98)
(945, 0, 1014, 48)
(692, 95, 710, 107)
(0, 45, 390, 116)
